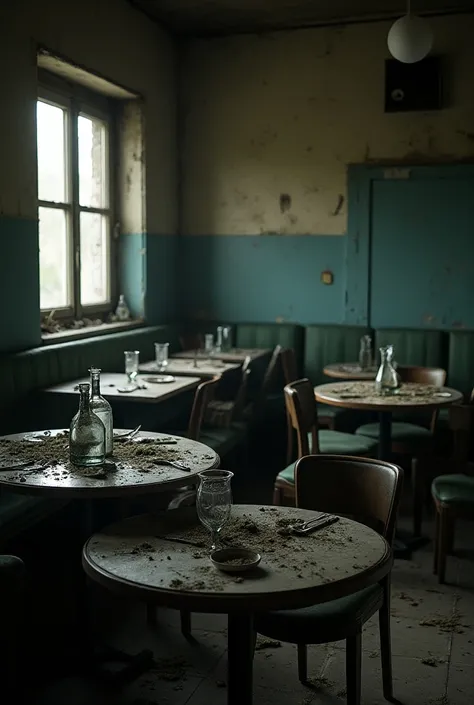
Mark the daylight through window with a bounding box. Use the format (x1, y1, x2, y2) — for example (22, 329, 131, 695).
(37, 86, 113, 316)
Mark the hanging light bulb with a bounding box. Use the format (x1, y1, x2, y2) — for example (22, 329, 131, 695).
(387, 1, 433, 64)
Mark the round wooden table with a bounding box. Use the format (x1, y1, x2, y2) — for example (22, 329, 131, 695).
(314, 381, 463, 459)
(83, 504, 391, 705)
(0, 429, 219, 499)
(323, 362, 377, 380)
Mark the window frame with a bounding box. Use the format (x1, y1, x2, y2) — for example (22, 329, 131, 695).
(37, 70, 117, 321)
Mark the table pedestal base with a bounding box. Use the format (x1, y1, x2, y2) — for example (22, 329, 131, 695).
(228, 613, 254, 705)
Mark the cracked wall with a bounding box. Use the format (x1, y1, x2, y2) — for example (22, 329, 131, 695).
(180, 14, 474, 236)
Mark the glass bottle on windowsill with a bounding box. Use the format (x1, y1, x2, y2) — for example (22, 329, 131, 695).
(115, 294, 130, 321)
(69, 383, 106, 467)
(89, 367, 113, 456)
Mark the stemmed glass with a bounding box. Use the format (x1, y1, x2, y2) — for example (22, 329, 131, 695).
(124, 350, 139, 386)
(155, 342, 169, 374)
(196, 470, 234, 550)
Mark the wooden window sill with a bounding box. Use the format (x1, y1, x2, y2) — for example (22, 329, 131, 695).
(42, 319, 145, 345)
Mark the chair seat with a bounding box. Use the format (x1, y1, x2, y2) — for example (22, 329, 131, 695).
(432, 474, 474, 506)
(255, 584, 382, 644)
(276, 430, 377, 486)
(356, 421, 432, 446)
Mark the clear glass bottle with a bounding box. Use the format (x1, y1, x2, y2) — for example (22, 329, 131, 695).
(89, 367, 113, 456)
(359, 335, 373, 370)
(69, 383, 106, 467)
(215, 326, 223, 353)
(115, 294, 130, 321)
(375, 345, 400, 396)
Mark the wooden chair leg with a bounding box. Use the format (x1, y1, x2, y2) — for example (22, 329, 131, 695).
(379, 581, 393, 701)
(433, 509, 440, 575)
(412, 459, 423, 537)
(180, 610, 192, 637)
(297, 643, 308, 683)
(346, 632, 362, 705)
(437, 508, 449, 584)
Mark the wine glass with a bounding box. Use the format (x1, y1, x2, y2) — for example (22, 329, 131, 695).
(155, 342, 169, 374)
(196, 470, 234, 550)
(124, 350, 139, 386)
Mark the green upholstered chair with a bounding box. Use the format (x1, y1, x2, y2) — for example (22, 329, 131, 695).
(447, 330, 474, 400)
(431, 404, 474, 584)
(256, 454, 403, 704)
(0, 555, 26, 698)
(273, 379, 378, 505)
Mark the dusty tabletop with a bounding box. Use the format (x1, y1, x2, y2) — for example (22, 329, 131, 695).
(84, 505, 390, 608)
(316, 381, 462, 408)
(0, 430, 218, 495)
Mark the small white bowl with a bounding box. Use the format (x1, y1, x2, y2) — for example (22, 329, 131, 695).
(210, 547, 261, 574)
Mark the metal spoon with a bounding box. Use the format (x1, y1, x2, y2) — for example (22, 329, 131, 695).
(113, 425, 141, 440)
(153, 459, 191, 472)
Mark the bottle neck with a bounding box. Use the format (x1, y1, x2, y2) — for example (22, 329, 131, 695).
(79, 390, 91, 413)
(90, 373, 101, 398)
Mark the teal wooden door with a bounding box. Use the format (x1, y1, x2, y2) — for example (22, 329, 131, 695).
(369, 172, 474, 329)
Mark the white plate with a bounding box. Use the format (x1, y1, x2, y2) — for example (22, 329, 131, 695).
(142, 375, 175, 384)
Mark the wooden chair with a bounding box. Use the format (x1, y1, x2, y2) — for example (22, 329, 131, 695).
(179, 333, 203, 351)
(256, 454, 403, 704)
(186, 377, 219, 440)
(356, 366, 447, 453)
(273, 379, 378, 505)
(432, 403, 474, 583)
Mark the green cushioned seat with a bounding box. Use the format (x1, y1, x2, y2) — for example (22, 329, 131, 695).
(255, 583, 382, 644)
(374, 328, 447, 369)
(304, 324, 369, 387)
(432, 474, 474, 505)
(277, 430, 377, 486)
(356, 421, 432, 446)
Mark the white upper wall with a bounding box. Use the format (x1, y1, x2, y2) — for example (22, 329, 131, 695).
(0, 0, 177, 233)
(181, 14, 474, 235)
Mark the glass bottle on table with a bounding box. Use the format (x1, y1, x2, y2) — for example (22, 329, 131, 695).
(124, 350, 140, 385)
(89, 367, 113, 456)
(359, 335, 373, 370)
(69, 383, 106, 467)
(375, 345, 400, 395)
(155, 342, 169, 373)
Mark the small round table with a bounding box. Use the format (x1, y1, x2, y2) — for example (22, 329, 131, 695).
(314, 381, 463, 460)
(0, 429, 219, 499)
(323, 363, 377, 380)
(83, 504, 391, 705)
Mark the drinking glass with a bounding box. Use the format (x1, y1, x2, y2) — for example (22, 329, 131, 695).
(155, 342, 169, 373)
(196, 470, 234, 550)
(221, 326, 232, 352)
(124, 350, 139, 384)
(204, 334, 214, 355)
(359, 335, 373, 370)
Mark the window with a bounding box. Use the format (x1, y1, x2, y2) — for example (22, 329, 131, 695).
(37, 81, 114, 317)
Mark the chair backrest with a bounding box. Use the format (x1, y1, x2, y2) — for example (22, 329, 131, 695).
(284, 378, 320, 457)
(281, 348, 298, 385)
(397, 366, 446, 386)
(449, 404, 474, 463)
(252, 346, 283, 416)
(232, 356, 252, 420)
(187, 377, 220, 440)
(295, 454, 403, 545)
(397, 366, 447, 432)
(180, 333, 203, 352)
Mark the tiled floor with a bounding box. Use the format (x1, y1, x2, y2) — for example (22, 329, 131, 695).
(34, 511, 474, 705)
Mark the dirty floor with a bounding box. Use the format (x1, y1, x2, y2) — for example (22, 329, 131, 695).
(33, 504, 474, 705)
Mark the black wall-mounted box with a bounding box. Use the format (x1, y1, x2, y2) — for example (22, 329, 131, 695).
(385, 56, 443, 113)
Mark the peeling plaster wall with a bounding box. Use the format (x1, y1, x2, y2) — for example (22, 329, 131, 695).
(0, 0, 177, 350)
(181, 15, 474, 236)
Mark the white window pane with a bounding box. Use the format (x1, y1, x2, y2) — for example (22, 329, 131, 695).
(80, 212, 109, 306)
(39, 206, 70, 310)
(78, 115, 108, 208)
(37, 101, 67, 203)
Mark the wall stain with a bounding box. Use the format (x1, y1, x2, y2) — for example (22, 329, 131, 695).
(279, 193, 291, 213)
(288, 214, 298, 225)
(332, 194, 344, 216)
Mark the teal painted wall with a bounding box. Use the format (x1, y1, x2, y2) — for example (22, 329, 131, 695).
(0, 216, 41, 352)
(180, 234, 345, 323)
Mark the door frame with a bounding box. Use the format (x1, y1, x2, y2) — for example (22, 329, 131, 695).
(345, 163, 474, 326)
